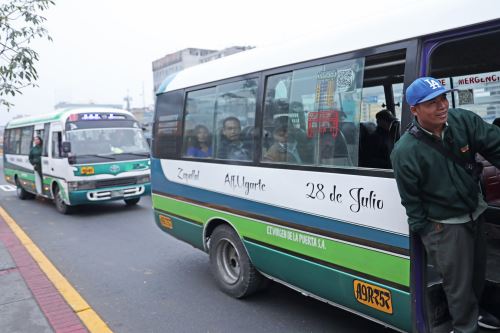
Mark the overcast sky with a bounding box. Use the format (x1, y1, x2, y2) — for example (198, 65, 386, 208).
(1, 0, 433, 125)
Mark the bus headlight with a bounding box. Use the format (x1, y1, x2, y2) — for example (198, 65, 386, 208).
(68, 181, 96, 191)
(137, 174, 150, 184)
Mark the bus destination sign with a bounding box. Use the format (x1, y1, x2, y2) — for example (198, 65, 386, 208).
(78, 113, 127, 121)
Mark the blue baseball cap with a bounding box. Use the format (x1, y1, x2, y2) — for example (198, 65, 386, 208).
(406, 77, 457, 106)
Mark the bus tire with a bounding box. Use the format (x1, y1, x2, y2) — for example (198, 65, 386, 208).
(54, 185, 72, 214)
(15, 178, 34, 200)
(209, 224, 263, 298)
(124, 197, 140, 206)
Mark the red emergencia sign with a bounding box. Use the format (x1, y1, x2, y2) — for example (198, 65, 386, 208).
(307, 110, 339, 138)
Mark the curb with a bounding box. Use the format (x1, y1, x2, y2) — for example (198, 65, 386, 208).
(0, 206, 112, 333)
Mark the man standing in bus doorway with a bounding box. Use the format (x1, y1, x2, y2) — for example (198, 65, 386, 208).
(391, 77, 500, 333)
(29, 136, 43, 194)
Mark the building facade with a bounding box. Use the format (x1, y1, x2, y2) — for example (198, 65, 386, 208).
(152, 46, 254, 93)
(152, 48, 216, 93)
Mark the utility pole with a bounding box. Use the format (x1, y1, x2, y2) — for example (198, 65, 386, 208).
(142, 82, 145, 108)
(124, 90, 132, 111)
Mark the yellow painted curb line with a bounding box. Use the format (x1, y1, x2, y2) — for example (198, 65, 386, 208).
(0, 206, 113, 333)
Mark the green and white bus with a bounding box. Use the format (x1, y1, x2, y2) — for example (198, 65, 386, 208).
(3, 107, 151, 213)
(151, 4, 500, 332)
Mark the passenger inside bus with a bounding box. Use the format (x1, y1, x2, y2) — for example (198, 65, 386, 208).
(493, 117, 500, 127)
(216, 116, 252, 161)
(361, 110, 398, 169)
(318, 112, 352, 166)
(263, 116, 302, 163)
(185, 124, 213, 158)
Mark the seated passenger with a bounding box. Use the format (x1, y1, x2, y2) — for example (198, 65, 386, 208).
(217, 117, 251, 161)
(186, 125, 212, 158)
(363, 110, 397, 169)
(493, 117, 500, 127)
(319, 131, 350, 166)
(263, 116, 302, 163)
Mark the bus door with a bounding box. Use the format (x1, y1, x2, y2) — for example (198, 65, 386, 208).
(420, 25, 500, 332)
(48, 122, 68, 199)
(41, 123, 50, 191)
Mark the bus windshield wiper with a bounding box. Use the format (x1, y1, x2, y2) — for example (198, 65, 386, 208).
(119, 152, 150, 157)
(75, 154, 116, 160)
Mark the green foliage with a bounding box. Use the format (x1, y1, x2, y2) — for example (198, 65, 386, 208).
(0, 0, 54, 110)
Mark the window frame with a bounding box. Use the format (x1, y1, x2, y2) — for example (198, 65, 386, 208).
(178, 73, 262, 165)
(257, 40, 418, 177)
(157, 39, 418, 178)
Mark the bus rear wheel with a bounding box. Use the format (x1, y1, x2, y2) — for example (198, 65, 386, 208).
(15, 178, 34, 200)
(209, 224, 264, 298)
(54, 185, 72, 214)
(124, 197, 140, 206)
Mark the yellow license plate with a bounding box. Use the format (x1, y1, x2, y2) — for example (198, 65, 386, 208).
(353, 279, 393, 314)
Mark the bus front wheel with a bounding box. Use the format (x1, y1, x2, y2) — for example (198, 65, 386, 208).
(209, 224, 264, 298)
(54, 185, 72, 214)
(15, 178, 34, 200)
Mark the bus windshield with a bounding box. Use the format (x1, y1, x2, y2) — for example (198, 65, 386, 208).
(67, 127, 149, 156)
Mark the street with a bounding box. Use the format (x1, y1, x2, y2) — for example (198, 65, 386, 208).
(0, 160, 393, 333)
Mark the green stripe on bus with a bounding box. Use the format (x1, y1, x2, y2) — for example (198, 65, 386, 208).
(152, 194, 410, 287)
(244, 241, 411, 332)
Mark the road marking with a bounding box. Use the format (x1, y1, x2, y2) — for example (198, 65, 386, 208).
(0, 206, 113, 333)
(0, 185, 16, 191)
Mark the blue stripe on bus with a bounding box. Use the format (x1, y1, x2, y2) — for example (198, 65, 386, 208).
(151, 159, 409, 250)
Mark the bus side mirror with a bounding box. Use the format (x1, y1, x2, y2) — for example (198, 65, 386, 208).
(62, 142, 71, 153)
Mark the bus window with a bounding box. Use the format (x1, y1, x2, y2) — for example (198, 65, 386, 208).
(360, 85, 386, 122)
(213, 78, 257, 161)
(20, 126, 34, 155)
(154, 90, 184, 158)
(10, 128, 21, 154)
(3, 130, 10, 154)
(42, 123, 50, 157)
(51, 131, 63, 158)
(394, 83, 403, 121)
(182, 87, 216, 159)
(360, 83, 403, 122)
(4, 129, 12, 154)
(262, 50, 405, 169)
(262, 58, 365, 167)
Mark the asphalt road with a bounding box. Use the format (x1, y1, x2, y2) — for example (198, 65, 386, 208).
(0, 160, 394, 333)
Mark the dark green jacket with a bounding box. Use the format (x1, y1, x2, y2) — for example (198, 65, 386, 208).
(29, 145, 42, 170)
(390, 108, 500, 232)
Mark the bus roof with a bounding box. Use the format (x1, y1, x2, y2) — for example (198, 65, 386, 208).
(5, 107, 133, 129)
(158, 1, 500, 94)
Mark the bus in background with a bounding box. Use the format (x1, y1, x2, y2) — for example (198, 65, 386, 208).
(3, 108, 151, 214)
(151, 4, 500, 332)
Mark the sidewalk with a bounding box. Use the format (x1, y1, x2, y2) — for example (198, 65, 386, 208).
(0, 213, 88, 333)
